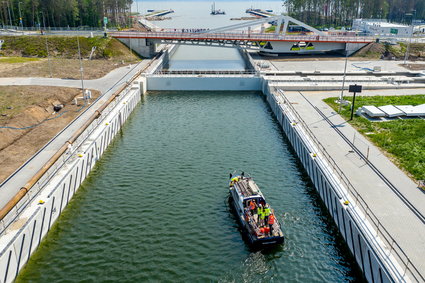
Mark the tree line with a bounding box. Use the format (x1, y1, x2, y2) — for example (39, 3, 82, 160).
(0, 0, 134, 28)
(284, 0, 424, 27)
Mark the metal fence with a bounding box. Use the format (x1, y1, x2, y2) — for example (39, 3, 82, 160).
(151, 70, 258, 76)
(0, 25, 111, 31)
(110, 30, 375, 44)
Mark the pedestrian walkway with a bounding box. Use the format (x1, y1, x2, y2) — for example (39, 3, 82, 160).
(0, 63, 148, 92)
(283, 89, 425, 280)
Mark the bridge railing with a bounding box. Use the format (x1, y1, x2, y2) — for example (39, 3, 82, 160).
(273, 88, 424, 283)
(151, 70, 258, 76)
(109, 31, 374, 43)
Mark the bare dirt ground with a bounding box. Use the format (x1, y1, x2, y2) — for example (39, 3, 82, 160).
(403, 64, 425, 70)
(0, 37, 140, 184)
(0, 58, 138, 79)
(0, 86, 99, 183)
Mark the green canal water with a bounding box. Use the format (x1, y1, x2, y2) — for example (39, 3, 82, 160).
(17, 91, 363, 282)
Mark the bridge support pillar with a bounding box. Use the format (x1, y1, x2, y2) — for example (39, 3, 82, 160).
(116, 38, 156, 58)
(345, 42, 369, 56)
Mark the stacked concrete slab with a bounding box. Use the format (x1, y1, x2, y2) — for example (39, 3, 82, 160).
(360, 103, 425, 119)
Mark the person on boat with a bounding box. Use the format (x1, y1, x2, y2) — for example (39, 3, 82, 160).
(264, 204, 271, 225)
(230, 175, 239, 186)
(249, 200, 257, 216)
(268, 213, 275, 236)
(258, 204, 265, 226)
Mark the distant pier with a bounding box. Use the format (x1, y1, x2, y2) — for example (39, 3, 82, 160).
(144, 9, 174, 18)
(246, 8, 274, 18)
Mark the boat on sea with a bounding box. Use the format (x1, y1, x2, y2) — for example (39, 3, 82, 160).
(229, 173, 284, 247)
(211, 2, 225, 15)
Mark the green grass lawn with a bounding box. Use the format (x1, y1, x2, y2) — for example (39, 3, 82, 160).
(324, 95, 425, 181)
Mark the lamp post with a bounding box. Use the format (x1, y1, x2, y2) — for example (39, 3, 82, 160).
(403, 10, 416, 65)
(77, 37, 85, 95)
(338, 48, 349, 113)
(129, 2, 132, 59)
(45, 36, 52, 77)
(18, 1, 23, 30)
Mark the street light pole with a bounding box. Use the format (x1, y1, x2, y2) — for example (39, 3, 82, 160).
(403, 10, 416, 65)
(129, 2, 132, 58)
(18, 1, 23, 30)
(339, 48, 349, 113)
(77, 37, 85, 95)
(45, 36, 52, 77)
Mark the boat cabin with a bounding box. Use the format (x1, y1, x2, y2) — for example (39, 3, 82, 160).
(231, 176, 265, 214)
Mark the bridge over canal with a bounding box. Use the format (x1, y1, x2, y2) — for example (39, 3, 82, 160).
(111, 15, 373, 57)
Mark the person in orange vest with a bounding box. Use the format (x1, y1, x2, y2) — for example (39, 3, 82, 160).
(268, 213, 275, 235)
(249, 200, 257, 216)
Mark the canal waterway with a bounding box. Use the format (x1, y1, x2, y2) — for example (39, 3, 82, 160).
(167, 46, 246, 71)
(134, 0, 283, 71)
(16, 91, 362, 282)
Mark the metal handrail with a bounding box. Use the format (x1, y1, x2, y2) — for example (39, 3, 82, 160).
(109, 31, 374, 43)
(273, 88, 424, 282)
(151, 70, 258, 76)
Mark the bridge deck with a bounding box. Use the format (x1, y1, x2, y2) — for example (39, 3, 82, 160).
(110, 31, 374, 44)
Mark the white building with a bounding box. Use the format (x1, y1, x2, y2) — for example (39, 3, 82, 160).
(352, 19, 411, 36)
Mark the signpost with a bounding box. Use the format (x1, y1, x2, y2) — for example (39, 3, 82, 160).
(349, 84, 362, 121)
(103, 17, 108, 37)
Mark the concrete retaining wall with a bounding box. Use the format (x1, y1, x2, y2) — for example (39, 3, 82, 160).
(147, 76, 262, 91)
(117, 37, 156, 58)
(0, 81, 143, 283)
(263, 82, 408, 283)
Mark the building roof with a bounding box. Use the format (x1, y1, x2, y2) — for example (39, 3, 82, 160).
(354, 19, 408, 28)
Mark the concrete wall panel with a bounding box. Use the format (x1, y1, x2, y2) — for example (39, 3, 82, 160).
(147, 77, 262, 91)
(48, 194, 60, 228)
(1, 249, 16, 283)
(13, 230, 28, 274)
(26, 216, 39, 260)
